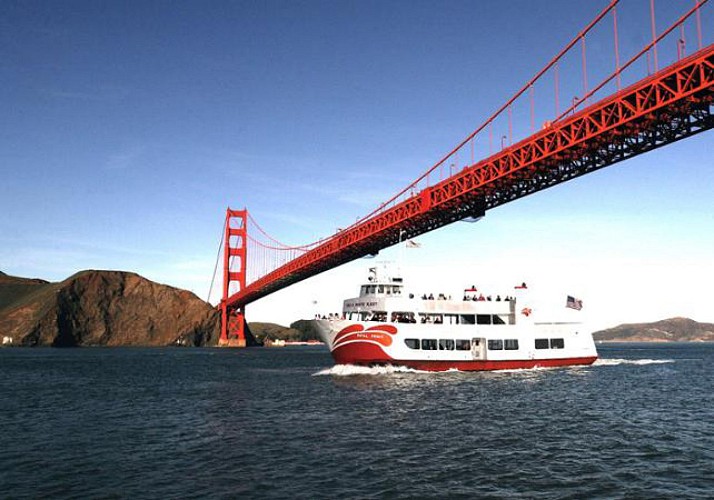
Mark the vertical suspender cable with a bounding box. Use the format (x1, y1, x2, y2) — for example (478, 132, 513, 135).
(650, 0, 659, 71)
(581, 36, 588, 103)
(695, 0, 703, 50)
(554, 62, 560, 116)
(489, 121, 493, 154)
(613, 6, 621, 90)
(530, 85, 535, 133)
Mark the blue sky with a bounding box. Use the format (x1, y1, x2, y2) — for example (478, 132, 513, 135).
(2, 0, 713, 330)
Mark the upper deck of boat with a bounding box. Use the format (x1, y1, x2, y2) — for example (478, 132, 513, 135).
(343, 267, 524, 325)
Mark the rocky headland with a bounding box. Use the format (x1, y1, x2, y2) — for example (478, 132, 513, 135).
(0, 270, 222, 347)
(592, 317, 714, 342)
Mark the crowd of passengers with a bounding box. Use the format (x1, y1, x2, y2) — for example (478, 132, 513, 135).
(419, 292, 515, 302)
(464, 294, 515, 302)
(315, 313, 345, 320)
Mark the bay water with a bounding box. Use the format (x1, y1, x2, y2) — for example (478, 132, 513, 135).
(1, 343, 713, 498)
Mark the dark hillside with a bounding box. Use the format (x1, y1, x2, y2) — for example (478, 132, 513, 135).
(0, 272, 52, 311)
(0, 270, 224, 347)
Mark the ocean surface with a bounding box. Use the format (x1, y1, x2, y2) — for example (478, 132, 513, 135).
(1, 343, 713, 499)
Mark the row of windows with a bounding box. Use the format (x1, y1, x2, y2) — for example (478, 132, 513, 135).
(404, 338, 565, 351)
(535, 338, 565, 349)
(404, 339, 472, 351)
(360, 285, 402, 295)
(348, 311, 513, 325)
(487, 339, 519, 350)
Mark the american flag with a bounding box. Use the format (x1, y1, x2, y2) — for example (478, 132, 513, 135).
(566, 295, 583, 310)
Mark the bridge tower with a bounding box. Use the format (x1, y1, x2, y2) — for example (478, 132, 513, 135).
(220, 208, 247, 347)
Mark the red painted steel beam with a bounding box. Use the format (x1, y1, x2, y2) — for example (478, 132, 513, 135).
(221, 209, 247, 346)
(227, 44, 714, 309)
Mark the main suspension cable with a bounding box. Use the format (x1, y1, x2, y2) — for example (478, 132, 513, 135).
(207, 216, 227, 305)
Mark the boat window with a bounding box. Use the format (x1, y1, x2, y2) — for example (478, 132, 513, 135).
(369, 311, 387, 322)
(492, 315, 506, 325)
(391, 312, 415, 323)
(504, 339, 519, 350)
(404, 339, 420, 350)
(459, 315, 475, 325)
(420, 314, 443, 324)
(455, 339, 471, 350)
(378, 285, 384, 294)
(438, 339, 455, 351)
(445, 314, 459, 325)
(393, 286, 402, 295)
(477, 314, 491, 325)
(361, 286, 368, 295)
(535, 338, 549, 349)
(421, 339, 437, 350)
(488, 339, 503, 350)
(550, 338, 565, 349)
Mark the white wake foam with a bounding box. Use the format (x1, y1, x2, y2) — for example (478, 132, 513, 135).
(594, 358, 675, 366)
(313, 358, 675, 376)
(312, 364, 427, 376)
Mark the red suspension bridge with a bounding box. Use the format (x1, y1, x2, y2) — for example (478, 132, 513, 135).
(215, 0, 714, 346)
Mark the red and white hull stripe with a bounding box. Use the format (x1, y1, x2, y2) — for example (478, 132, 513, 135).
(325, 322, 598, 372)
(332, 340, 596, 372)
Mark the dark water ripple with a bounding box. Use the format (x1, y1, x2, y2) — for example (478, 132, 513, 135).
(1, 344, 714, 498)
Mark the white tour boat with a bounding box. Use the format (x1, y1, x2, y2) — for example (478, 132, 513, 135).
(316, 265, 598, 371)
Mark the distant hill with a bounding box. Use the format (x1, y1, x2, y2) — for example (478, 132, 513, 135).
(0, 270, 227, 347)
(593, 317, 714, 342)
(248, 319, 322, 343)
(249, 322, 302, 343)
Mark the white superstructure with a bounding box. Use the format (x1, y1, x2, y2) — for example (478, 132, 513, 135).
(316, 265, 597, 371)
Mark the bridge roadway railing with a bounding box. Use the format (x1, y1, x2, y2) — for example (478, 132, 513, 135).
(226, 43, 714, 309)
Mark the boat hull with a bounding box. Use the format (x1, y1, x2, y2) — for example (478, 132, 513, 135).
(317, 320, 598, 372)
